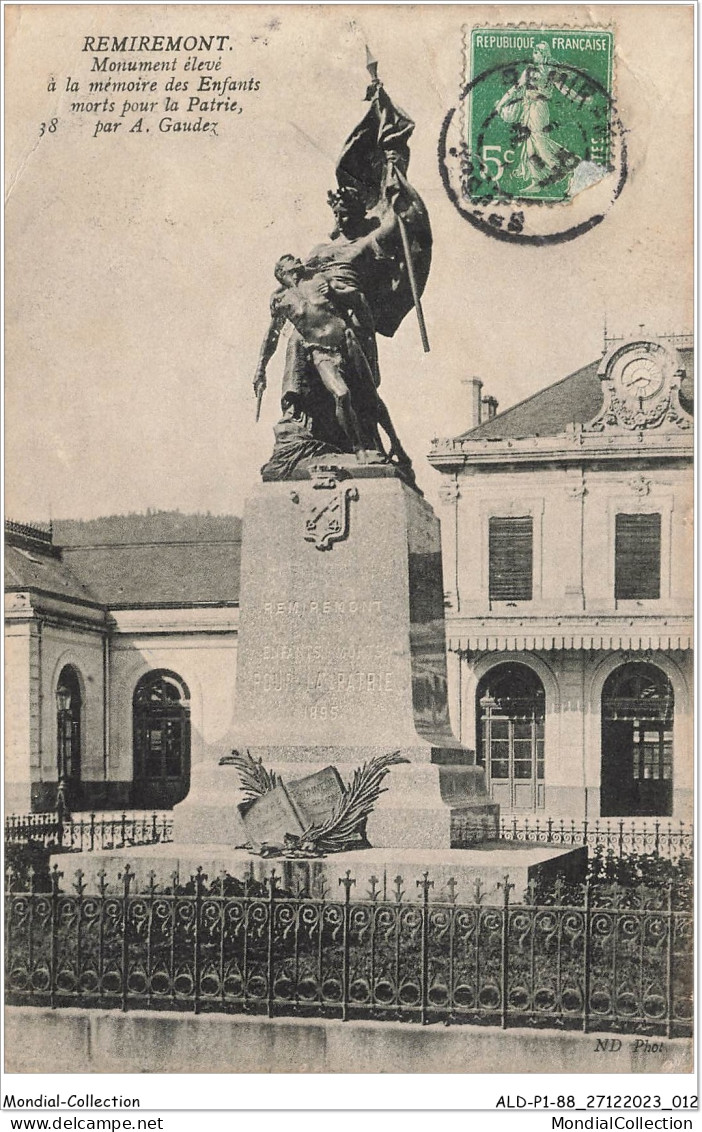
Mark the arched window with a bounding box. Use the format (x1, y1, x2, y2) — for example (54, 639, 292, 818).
(56, 665, 82, 807)
(601, 663, 673, 817)
(476, 664, 545, 811)
(133, 670, 191, 808)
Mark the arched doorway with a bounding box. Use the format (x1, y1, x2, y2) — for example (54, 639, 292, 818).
(133, 670, 191, 808)
(56, 665, 82, 809)
(601, 663, 673, 817)
(476, 663, 545, 810)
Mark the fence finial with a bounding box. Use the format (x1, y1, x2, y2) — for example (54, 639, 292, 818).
(416, 872, 434, 902)
(339, 871, 356, 901)
(498, 874, 515, 905)
(120, 864, 134, 897)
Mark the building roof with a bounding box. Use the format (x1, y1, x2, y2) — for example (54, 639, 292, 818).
(5, 542, 102, 606)
(5, 513, 242, 609)
(456, 345, 694, 442)
(61, 541, 241, 607)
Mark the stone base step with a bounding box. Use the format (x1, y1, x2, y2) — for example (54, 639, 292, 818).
(50, 842, 587, 905)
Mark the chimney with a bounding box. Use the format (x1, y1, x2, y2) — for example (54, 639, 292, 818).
(482, 395, 499, 421)
(462, 377, 483, 428)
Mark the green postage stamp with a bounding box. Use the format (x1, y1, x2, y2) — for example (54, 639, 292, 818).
(464, 28, 614, 205)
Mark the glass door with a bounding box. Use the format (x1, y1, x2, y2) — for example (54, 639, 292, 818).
(481, 708, 545, 810)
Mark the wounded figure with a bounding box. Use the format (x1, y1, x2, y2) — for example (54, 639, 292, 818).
(255, 245, 415, 484)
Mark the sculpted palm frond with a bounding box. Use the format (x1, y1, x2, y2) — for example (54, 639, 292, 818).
(303, 751, 408, 852)
(227, 748, 280, 802)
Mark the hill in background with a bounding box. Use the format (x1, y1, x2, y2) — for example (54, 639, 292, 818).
(52, 510, 242, 547)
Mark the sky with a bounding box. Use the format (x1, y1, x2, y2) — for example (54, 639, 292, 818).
(4, 4, 693, 521)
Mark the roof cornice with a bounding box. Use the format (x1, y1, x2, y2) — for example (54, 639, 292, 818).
(428, 426, 693, 470)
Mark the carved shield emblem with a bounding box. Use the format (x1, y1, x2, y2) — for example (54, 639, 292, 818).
(295, 466, 359, 551)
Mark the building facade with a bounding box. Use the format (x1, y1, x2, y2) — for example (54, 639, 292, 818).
(4, 516, 241, 813)
(429, 334, 693, 822)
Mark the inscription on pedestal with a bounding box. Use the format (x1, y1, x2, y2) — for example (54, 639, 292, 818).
(240, 585, 407, 738)
(232, 477, 468, 751)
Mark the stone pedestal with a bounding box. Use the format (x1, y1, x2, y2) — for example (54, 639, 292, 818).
(175, 464, 497, 849)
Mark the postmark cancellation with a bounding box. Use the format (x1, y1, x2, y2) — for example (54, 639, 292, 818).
(440, 25, 626, 244)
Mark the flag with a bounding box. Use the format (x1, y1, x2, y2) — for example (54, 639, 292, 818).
(336, 84, 415, 207)
(334, 83, 432, 338)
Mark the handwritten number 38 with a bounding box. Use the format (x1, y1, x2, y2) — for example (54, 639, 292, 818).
(39, 118, 58, 137)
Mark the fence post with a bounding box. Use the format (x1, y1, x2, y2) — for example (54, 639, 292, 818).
(666, 879, 674, 1039)
(339, 870, 356, 1022)
(6, 867, 15, 998)
(120, 865, 133, 1012)
(89, 813, 96, 853)
(582, 879, 591, 1033)
(499, 874, 514, 1030)
(267, 869, 278, 1018)
(169, 869, 179, 1007)
(97, 868, 108, 1009)
(193, 867, 205, 1015)
(74, 869, 86, 997)
(618, 820, 624, 859)
(417, 872, 434, 1025)
(49, 864, 62, 1009)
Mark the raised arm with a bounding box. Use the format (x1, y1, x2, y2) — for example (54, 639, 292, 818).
(253, 308, 284, 395)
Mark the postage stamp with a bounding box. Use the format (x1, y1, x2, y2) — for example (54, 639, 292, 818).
(439, 26, 625, 244)
(466, 28, 614, 203)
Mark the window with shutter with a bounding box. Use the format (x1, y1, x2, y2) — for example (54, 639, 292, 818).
(615, 513, 661, 600)
(489, 516, 533, 601)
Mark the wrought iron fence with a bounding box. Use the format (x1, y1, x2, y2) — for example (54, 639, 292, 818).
(5, 865, 692, 1037)
(498, 817, 693, 861)
(4, 812, 173, 852)
(6, 812, 691, 861)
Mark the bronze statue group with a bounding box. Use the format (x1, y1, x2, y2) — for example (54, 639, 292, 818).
(254, 75, 432, 489)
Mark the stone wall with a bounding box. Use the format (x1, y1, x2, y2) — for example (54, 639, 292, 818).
(5, 1007, 691, 1075)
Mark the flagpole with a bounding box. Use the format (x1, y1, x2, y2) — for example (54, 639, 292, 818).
(396, 206, 430, 353)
